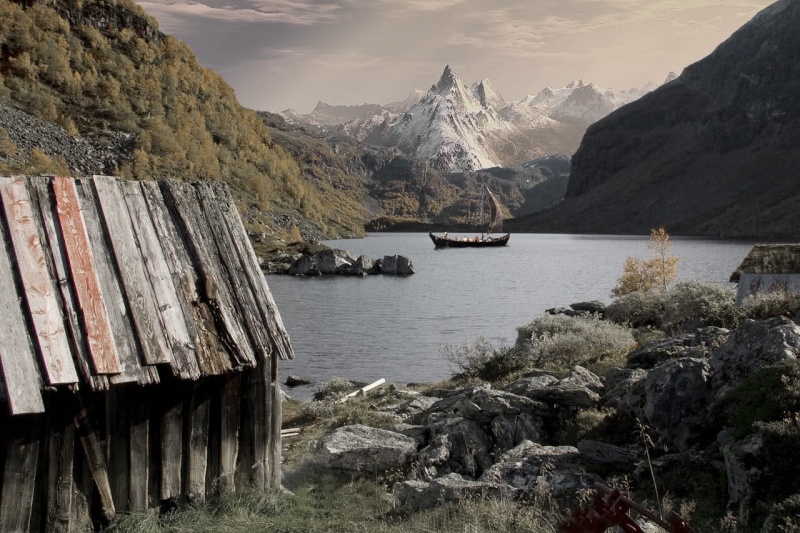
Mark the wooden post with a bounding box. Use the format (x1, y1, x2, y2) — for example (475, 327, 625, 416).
(186, 381, 211, 503)
(219, 373, 241, 493)
(46, 403, 76, 533)
(160, 385, 183, 502)
(0, 415, 42, 533)
(128, 389, 149, 513)
(270, 354, 282, 489)
(106, 387, 130, 513)
(75, 408, 116, 522)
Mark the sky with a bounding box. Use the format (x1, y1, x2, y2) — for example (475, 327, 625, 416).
(135, 0, 776, 113)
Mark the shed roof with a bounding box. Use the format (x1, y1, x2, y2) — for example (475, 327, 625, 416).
(730, 244, 800, 282)
(0, 176, 293, 415)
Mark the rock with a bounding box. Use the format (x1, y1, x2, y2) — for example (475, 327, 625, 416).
(602, 367, 648, 411)
(354, 255, 376, 274)
(569, 300, 606, 316)
(710, 316, 800, 398)
(314, 248, 356, 274)
(577, 440, 639, 466)
(389, 395, 440, 424)
(643, 358, 713, 450)
(480, 440, 582, 491)
(285, 375, 310, 387)
(505, 375, 601, 409)
(309, 424, 417, 477)
(627, 327, 730, 370)
(395, 473, 518, 512)
(722, 433, 764, 524)
(390, 423, 430, 449)
(379, 254, 415, 275)
(418, 417, 493, 479)
(562, 366, 604, 394)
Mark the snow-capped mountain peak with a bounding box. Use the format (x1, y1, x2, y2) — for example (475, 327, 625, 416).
(472, 78, 506, 110)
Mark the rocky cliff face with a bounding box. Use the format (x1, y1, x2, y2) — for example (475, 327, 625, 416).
(514, 0, 800, 239)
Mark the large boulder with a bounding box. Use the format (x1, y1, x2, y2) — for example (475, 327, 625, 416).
(418, 417, 494, 480)
(379, 254, 415, 275)
(505, 373, 601, 409)
(309, 424, 417, 477)
(721, 432, 764, 524)
(287, 254, 315, 276)
(395, 473, 518, 512)
(602, 368, 648, 410)
(643, 358, 713, 450)
(709, 316, 800, 398)
(314, 248, 357, 274)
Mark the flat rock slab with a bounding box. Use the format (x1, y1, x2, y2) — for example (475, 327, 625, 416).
(309, 424, 417, 476)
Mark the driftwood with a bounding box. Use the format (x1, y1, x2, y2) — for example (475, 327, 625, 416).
(337, 378, 386, 403)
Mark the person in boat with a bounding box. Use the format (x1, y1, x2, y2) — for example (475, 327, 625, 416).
(474, 236, 479, 242)
(442, 232, 448, 240)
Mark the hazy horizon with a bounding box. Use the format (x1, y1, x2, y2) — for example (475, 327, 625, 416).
(135, 0, 775, 114)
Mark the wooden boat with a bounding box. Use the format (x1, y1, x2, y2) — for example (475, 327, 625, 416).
(430, 184, 510, 248)
(429, 232, 509, 248)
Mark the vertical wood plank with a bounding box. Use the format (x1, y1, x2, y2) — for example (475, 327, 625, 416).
(211, 182, 294, 361)
(140, 181, 230, 376)
(160, 181, 256, 368)
(244, 365, 265, 489)
(106, 387, 130, 514)
(0, 416, 42, 533)
(270, 353, 282, 489)
(74, 179, 158, 386)
(92, 176, 171, 366)
(121, 181, 200, 380)
(128, 388, 149, 512)
(52, 176, 122, 376)
(75, 408, 116, 522)
(31, 177, 109, 391)
(160, 385, 183, 501)
(0, 203, 44, 414)
(236, 367, 255, 490)
(219, 373, 241, 493)
(46, 402, 76, 533)
(186, 381, 210, 503)
(0, 177, 78, 385)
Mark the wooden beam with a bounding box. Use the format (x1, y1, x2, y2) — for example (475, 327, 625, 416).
(0, 415, 42, 533)
(75, 408, 116, 522)
(52, 176, 122, 376)
(219, 373, 241, 493)
(106, 387, 130, 514)
(0, 177, 78, 385)
(186, 381, 211, 503)
(92, 176, 170, 366)
(160, 386, 183, 501)
(46, 403, 76, 533)
(128, 388, 149, 513)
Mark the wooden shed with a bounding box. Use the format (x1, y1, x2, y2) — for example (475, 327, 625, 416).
(730, 244, 800, 304)
(0, 176, 294, 532)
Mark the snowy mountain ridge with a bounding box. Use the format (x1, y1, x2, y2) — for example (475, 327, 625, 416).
(281, 66, 672, 172)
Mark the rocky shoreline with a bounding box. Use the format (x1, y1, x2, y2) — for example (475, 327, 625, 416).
(283, 298, 800, 531)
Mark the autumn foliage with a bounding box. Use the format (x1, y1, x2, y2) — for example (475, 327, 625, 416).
(612, 227, 679, 297)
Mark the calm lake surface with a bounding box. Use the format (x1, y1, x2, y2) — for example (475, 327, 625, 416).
(269, 233, 754, 398)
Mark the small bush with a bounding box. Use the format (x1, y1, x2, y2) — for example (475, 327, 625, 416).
(742, 290, 800, 321)
(442, 337, 527, 381)
(605, 291, 669, 329)
(515, 315, 635, 375)
(661, 281, 739, 332)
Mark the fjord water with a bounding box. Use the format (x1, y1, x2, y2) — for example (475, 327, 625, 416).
(269, 233, 753, 398)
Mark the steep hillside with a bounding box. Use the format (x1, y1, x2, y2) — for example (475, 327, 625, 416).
(0, 0, 365, 238)
(510, 0, 800, 239)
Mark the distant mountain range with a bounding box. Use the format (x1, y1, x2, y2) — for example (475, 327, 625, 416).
(282, 67, 671, 173)
(509, 0, 800, 240)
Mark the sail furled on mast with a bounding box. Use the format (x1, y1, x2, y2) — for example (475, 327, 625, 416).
(484, 185, 503, 234)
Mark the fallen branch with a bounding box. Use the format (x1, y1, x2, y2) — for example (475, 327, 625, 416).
(337, 378, 386, 403)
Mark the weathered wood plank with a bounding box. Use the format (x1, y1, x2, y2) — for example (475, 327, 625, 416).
(53, 176, 122, 376)
(75, 179, 158, 385)
(121, 180, 200, 380)
(140, 180, 230, 376)
(244, 365, 266, 489)
(159, 181, 255, 368)
(270, 354, 282, 489)
(0, 205, 44, 414)
(187, 381, 211, 503)
(128, 388, 149, 512)
(219, 373, 241, 493)
(30, 177, 109, 391)
(106, 387, 130, 514)
(0, 416, 42, 533)
(211, 182, 294, 361)
(92, 176, 171, 366)
(236, 367, 255, 490)
(0, 177, 78, 385)
(75, 408, 116, 522)
(193, 183, 272, 363)
(46, 403, 76, 533)
(160, 386, 183, 501)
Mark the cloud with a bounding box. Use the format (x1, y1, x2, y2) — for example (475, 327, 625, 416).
(137, 0, 341, 31)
